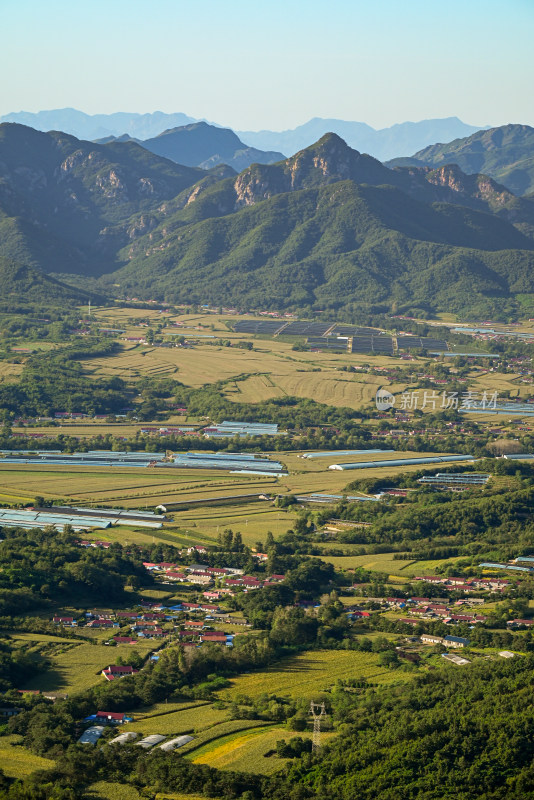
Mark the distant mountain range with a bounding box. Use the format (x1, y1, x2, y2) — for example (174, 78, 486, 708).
(237, 117, 486, 161)
(387, 124, 534, 196)
(1, 122, 534, 318)
(0, 108, 486, 161)
(0, 109, 197, 141)
(97, 122, 285, 171)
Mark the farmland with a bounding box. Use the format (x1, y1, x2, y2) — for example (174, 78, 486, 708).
(220, 649, 411, 701)
(77, 309, 534, 414)
(189, 725, 295, 774)
(14, 634, 155, 695)
(0, 736, 54, 779)
(85, 783, 142, 800)
(121, 702, 228, 736)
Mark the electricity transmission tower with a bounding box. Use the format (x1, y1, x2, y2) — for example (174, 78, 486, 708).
(309, 701, 327, 753)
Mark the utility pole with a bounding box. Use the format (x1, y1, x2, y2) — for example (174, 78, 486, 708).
(309, 701, 326, 753)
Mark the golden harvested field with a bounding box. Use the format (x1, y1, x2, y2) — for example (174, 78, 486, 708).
(20, 637, 155, 694)
(399, 556, 466, 577)
(190, 725, 337, 774)
(190, 725, 283, 773)
(81, 315, 410, 411)
(221, 650, 410, 701)
(0, 736, 54, 779)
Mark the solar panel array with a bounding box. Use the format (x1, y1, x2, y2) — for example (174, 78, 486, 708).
(351, 336, 394, 354)
(397, 336, 449, 351)
(233, 320, 287, 334)
(300, 449, 394, 459)
(233, 320, 388, 339)
(204, 421, 279, 438)
(0, 507, 164, 530)
(282, 322, 333, 336)
(333, 325, 381, 336)
(307, 337, 349, 351)
(295, 493, 380, 503)
(418, 473, 489, 487)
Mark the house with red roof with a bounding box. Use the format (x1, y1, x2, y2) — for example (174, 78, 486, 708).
(102, 665, 138, 681)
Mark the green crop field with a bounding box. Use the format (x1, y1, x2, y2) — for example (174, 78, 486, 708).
(221, 650, 411, 701)
(122, 702, 229, 736)
(312, 552, 416, 575)
(19, 637, 155, 694)
(85, 782, 142, 800)
(0, 735, 54, 779)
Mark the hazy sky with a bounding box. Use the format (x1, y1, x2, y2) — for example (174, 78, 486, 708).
(2, 0, 533, 130)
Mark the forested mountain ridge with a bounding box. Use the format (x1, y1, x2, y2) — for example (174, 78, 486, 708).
(0, 123, 205, 274)
(2, 124, 534, 316)
(99, 133, 534, 316)
(388, 124, 534, 196)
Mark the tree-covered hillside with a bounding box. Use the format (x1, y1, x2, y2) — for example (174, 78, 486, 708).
(389, 124, 534, 197)
(2, 124, 534, 316)
(107, 177, 534, 317)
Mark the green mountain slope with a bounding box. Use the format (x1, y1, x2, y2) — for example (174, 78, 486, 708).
(388, 124, 534, 196)
(0, 123, 204, 274)
(2, 125, 534, 317)
(0, 256, 97, 304)
(105, 178, 534, 317)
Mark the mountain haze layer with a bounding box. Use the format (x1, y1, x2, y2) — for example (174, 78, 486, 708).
(237, 117, 486, 160)
(0, 109, 197, 141)
(0, 109, 487, 161)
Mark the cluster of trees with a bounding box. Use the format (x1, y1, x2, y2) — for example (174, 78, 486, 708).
(5, 650, 534, 799)
(0, 528, 150, 615)
(0, 339, 129, 417)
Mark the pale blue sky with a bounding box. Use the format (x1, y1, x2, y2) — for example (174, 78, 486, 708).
(2, 0, 533, 129)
